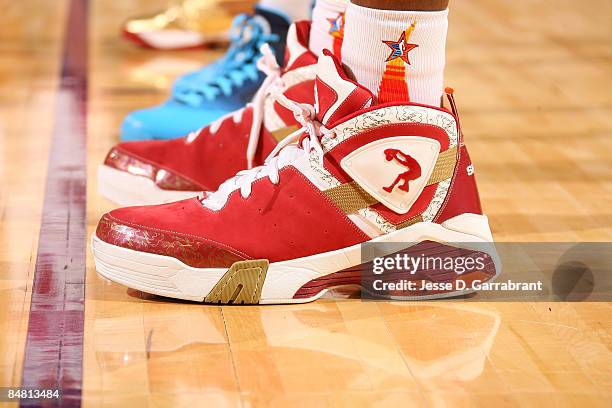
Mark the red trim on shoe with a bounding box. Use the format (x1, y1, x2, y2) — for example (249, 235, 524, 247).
(96, 210, 249, 268)
(121, 27, 157, 49)
(121, 27, 219, 51)
(327, 100, 456, 130)
(315, 77, 338, 121)
(315, 50, 375, 125)
(284, 21, 317, 71)
(321, 49, 370, 92)
(435, 144, 483, 223)
(97, 167, 370, 265)
(323, 122, 451, 184)
(293, 241, 497, 299)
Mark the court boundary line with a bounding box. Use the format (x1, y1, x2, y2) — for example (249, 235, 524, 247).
(20, 0, 88, 406)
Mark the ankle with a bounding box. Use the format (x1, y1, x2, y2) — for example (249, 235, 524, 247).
(341, 3, 448, 106)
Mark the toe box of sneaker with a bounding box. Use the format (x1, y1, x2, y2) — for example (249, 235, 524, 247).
(103, 140, 204, 191)
(96, 199, 249, 268)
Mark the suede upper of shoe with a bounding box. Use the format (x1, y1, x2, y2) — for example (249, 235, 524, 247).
(97, 167, 369, 267)
(107, 107, 278, 192)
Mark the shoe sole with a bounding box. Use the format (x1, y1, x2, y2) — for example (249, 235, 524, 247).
(122, 28, 228, 50)
(98, 165, 201, 206)
(92, 214, 501, 304)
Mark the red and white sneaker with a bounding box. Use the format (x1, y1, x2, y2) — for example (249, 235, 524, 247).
(99, 22, 318, 206)
(92, 51, 499, 304)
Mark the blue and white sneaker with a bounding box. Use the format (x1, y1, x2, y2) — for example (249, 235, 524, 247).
(121, 6, 290, 141)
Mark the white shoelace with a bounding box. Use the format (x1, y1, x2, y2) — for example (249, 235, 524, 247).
(186, 43, 285, 169)
(201, 89, 335, 208)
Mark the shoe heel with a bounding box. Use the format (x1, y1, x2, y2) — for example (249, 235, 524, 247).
(362, 240, 499, 300)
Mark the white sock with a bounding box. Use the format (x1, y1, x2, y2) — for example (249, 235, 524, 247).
(258, 0, 312, 22)
(341, 3, 448, 106)
(309, 0, 348, 58)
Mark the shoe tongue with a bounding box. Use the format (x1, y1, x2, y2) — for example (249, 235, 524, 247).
(283, 21, 317, 71)
(254, 6, 290, 66)
(314, 51, 374, 126)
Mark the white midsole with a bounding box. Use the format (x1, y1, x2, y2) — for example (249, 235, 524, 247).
(92, 213, 500, 303)
(98, 165, 201, 206)
(137, 30, 227, 49)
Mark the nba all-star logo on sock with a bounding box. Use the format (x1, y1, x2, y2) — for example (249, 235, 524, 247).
(341, 5, 447, 106)
(378, 21, 418, 103)
(327, 12, 344, 38)
(327, 12, 345, 58)
(382, 24, 418, 64)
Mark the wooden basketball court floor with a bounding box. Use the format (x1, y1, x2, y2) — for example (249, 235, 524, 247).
(1, 0, 611, 406)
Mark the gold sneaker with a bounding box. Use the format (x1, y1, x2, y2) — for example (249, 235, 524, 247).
(122, 0, 255, 49)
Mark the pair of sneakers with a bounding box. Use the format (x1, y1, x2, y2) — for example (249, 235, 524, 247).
(122, 6, 290, 141)
(94, 22, 499, 304)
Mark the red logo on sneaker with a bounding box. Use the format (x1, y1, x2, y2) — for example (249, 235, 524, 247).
(382, 149, 422, 193)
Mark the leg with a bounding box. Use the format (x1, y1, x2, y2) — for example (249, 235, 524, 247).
(309, 0, 349, 58)
(258, 0, 312, 21)
(352, 1, 449, 11)
(341, 0, 450, 105)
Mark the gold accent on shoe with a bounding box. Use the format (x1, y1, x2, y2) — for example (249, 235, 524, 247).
(204, 259, 269, 304)
(323, 181, 378, 214)
(270, 125, 300, 142)
(124, 0, 255, 42)
(394, 215, 423, 229)
(427, 146, 457, 186)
